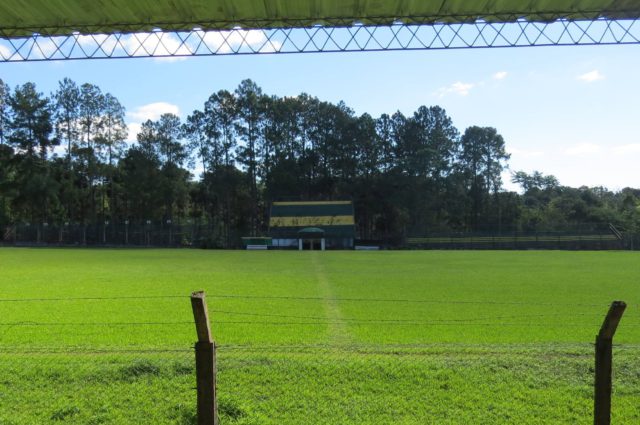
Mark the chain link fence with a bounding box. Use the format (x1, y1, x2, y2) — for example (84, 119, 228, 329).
(2, 222, 636, 250)
(2, 222, 243, 248)
(406, 223, 629, 250)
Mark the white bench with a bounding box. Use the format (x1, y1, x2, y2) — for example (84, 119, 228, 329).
(246, 245, 269, 250)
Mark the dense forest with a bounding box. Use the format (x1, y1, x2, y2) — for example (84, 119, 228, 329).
(0, 77, 639, 247)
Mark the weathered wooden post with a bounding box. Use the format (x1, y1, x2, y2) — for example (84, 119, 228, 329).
(594, 301, 626, 425)
(191, 291, 217, 425)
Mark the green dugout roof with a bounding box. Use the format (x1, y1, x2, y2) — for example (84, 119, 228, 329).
(298, 227, 325, 234)
(1, 1, 639, 37)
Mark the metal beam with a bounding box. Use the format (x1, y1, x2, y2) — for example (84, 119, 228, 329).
(1, 18, 638, 62)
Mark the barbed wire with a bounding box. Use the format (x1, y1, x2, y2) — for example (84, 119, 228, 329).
(0, 347, 193, 354)
(208, 309, 608, 322)
(0, 310, 637, 328)
(0, 344, 635, 425)
(1, 318, 638, 328)
(0, 295, 188, 302)
(0, 321, 193, 327)
(216, 342, 640, 350)
(1, 342, 639, 355)
(0, 289, 633, 424)
(0, 293, 611, 307)
(206, 294, 610, 307)
(211, 320, 640, 327)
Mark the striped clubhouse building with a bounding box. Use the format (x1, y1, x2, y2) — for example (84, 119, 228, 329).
(269, 201, 355, 249)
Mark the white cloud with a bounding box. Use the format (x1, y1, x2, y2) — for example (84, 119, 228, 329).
(126, 102, 180, 142)
(0, 37, 60, 60)
(76, 34, 119, 56)
(508, 147, 544, 158)
(564, 143, 602, 155)
(52, 145, 67, 157)
(121, 29, 281, 61)
(151, 33, 193, 62)
(122, 32, 193, 61)
(77, 32, 191, 61)
(31, 38, 62, 59)
(435, 81, 474, 98)
(126, 122, 142, 143)
(577, 70, 605, 83)
(197, 29, 281, 54)
(501, 170, 522, 193)
(0, 42, 12, 60)
(2, 29, 281, 62)
(127, 102, 180, 122)
(612, 143, 640, 155)
(493, 71, 508, 80)
(154, 56, 189, 63)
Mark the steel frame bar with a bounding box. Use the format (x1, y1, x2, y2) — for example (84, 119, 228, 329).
(1, 18, 638, 62)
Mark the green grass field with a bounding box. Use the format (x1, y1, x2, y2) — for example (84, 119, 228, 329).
(0, 248, 639, 424)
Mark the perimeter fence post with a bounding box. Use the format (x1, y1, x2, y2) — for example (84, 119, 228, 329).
(191, 291, 218, 425)
(594, 301, 626, 425)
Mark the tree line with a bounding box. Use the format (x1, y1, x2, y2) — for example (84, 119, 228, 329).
(0, 77, 639, 247)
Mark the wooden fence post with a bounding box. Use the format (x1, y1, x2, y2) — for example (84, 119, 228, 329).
(594, 301, 626, 425)
(191, 291, 218, 425)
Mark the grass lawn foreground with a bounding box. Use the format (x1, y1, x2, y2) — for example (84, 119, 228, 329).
(0, 248, 638, 424)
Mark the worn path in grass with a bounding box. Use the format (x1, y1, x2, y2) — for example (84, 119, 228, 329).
(1, 248, 640, 345)
(311, 252, 352, 345)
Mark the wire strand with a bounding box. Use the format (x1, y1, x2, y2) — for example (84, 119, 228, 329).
(0, 294, 609, 307)
(209, 309, 606, 322)
(0, 321, 193, 327)
(0, 295, 187, 302)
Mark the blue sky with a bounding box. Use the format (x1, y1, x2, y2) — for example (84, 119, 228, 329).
(1, 43, 639, 191)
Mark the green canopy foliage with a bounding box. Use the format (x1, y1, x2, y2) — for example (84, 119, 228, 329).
(0, 78, 638, 245)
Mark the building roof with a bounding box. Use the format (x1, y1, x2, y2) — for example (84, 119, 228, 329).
(1, 1, 639, 37)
